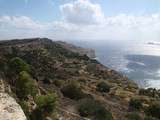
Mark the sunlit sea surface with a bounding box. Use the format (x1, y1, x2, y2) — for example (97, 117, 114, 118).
(70, 40, 160, 89)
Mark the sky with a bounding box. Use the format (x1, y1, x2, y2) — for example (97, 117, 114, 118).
(0, 0, 160, 41)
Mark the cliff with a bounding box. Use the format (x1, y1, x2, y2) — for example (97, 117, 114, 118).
(0, 38, 159, 120)
(0, 77, 26, 120)
(0, 93, 27, 120)
(56, 41, 96, 59)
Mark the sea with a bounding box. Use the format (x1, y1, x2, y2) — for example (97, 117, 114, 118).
(69, 40, 160, 89)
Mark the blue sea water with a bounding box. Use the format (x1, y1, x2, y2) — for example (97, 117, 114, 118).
(69, 40, 160, 89)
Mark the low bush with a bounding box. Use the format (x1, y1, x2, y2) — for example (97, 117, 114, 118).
(61, 82, 85, 100)
(78, 99, 96, 117)
(144, 116, 158, 120)
(16, 71, 38, 99)
(35, 93, 57, 113)
(125, 112, 142, 120)
(9, 57, 30, 73)
(53, 79, 64, 87)
(33, 93, 58, 120)
(96, 82, 110, 93)
(19, 100, 30, 120)
(0, 57, 7, 71)
(78, 98, 113, 120)
(145, 103, 160, 119)
(129, 98, 143, 111)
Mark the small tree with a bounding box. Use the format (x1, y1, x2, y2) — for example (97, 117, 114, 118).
(16, 71, 38, 99)
(33, 93, 58, 120)
(145, 103, 160, 119)
(129, 99, 143, 111)
(9, 57, 30, 73)
(96, 82, 110, 93)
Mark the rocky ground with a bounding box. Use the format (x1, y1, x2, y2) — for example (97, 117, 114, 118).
(0, 78, 26, 120)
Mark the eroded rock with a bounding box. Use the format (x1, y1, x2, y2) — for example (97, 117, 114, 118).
(0, 93, 27, 120)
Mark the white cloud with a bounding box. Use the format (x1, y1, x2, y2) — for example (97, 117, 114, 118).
(0, 16, 50, 39)
(60, 0, 105, 25)
(102, 14, 160, 41)
(0, 16, 45, 29)
(1, 0, 160, 41)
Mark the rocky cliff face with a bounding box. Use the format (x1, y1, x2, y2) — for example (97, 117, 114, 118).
(0, 93, 27, 120)
(0, 78, 26, 120)
(0, 38, 158, 120)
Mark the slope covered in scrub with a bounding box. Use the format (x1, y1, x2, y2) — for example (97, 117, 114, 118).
(0, 38, 159, 120)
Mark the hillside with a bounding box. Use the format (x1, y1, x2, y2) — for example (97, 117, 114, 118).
(0, 38, 159, 120)
(56, 41, 96, 59)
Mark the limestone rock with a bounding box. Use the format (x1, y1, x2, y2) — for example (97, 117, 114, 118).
(0, 93, 27, 120)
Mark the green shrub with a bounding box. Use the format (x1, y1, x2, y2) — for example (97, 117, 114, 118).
(35, 93, 57, 113)
(9, 57, 30, 73)
(19, 100, 30, 120)
(78, 98, 113, 120)
(61, 82, 85, 100)
(16, 71, 38, 99)
(145, 103, 160, 119)
(144, 116, 158, 120)
(33, 93, 58, 120)
(125, 112, 141, 120)
(95, 105, 113, 120)
(129, 99, 143, 111)
(78, 99, 95, 117)
(139, 88, 160, 98)
(96, 82, 110, 93)
(0, 57, 7, 71)
(53, 80, 64, 87)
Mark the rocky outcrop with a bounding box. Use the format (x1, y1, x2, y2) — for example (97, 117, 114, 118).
(0, 77, 26, 120)
(0, 93, 27, 120)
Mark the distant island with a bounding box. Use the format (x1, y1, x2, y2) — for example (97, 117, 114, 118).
(147, 42, 160, 46)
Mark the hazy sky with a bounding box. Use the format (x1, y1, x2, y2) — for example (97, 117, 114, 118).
(0, 0, 160, 41)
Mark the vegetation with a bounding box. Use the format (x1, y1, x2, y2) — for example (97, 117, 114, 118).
(19, 100, 30, 120)
(61, 82, 85, 100)
(35, 93, 57, 113)
(16, 71, 38, 99)
(1, 38, 160, 120)
(144, 116, 158, 120)
(139, 88, 160, 98)
(0, 57, 7, 71)
(9, 57, 30, 73)
(78, 98, 113, 120)
(33, 93, 58, 120)
(53, 79, 65, 87)
(129, 98, 143, 111)
(96, 81, 110, 93)
(145, 103, 160, 119)
(125, 112, 141, 120)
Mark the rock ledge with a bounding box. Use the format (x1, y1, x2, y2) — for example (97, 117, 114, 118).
(0, 93, 26, 120)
